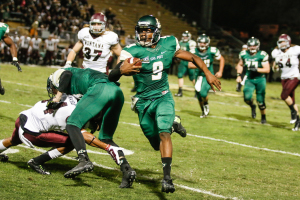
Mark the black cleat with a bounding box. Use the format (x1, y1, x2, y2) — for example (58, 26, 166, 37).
(251, 104, 256, 119)
(293, 119, 300, 131)
(28, 159, 51, 175)
(261, 118, 267, 124)
(161, 179, 175, 193)
(172, 115, 186, 137)
(0, 79, 5, 95)
(131, 87, 137, 92)
(174, 92, 183, 97)
(64, 154, 94, 178)
(119, 167, 136, 188)
(290, 110, 297, 124)
(0, 154, 9, 162)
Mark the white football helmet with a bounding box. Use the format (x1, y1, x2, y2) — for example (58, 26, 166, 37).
(89, 13, 107, 34)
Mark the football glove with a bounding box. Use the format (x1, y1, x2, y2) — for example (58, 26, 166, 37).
(11, 61, 22, 72)
(63, 61, 72, 68)
(105, 145, 121, 165)
(46, 101, 63, 109)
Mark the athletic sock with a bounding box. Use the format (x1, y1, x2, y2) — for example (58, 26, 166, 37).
(0, 140, 7, 153)
(120, 158, 130, 172)
(33, 152, 52, 165)
(178, 87, 182, 94)
(66, 124, 87, 154)
(261, 114, 266, 120)
(289, 103, 296, 112)
(162, 157, 172, 180)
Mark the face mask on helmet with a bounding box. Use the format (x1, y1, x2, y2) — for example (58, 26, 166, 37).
(197, 35, 210, 51)
(247, 37, 260, 53)
(182, 31, 191, 42)
(135, 15, 161, 47)
(47, 77, 55, 98)
(89, 13, 107, 34)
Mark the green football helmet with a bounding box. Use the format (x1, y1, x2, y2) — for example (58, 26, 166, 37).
(135, 15, 161, 47)
(197, 34, 210, 50)
(247, 37, 260, 53)
(182, 31, 191, 42)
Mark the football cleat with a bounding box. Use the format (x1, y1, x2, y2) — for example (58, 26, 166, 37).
(203, 104, 209, 116)
(290, 110, 297, 124)
(293, 119, 300, 131)
(131, 87, 137, 92)
(261, 118, 267, 124)
(0, 79, 5, 95)
(200, 113, 207, 118)
(0, 154, 9, 162)
(28, 159, 51, 175)
(174, 92, 183, 97)
(105, 145, 121, 165)
(172, 115, 187, 137)
(119, 166, 136, 188)
(64, 154, 94, 178)
(161, 179, 175, 193)
(251, 104, 256, 119)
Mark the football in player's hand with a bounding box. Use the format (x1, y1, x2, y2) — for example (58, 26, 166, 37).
(126, 57, 142, 66)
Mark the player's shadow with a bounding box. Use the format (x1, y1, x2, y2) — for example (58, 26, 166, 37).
(180, 110, 201, 117)
(0, 114, 17, 123)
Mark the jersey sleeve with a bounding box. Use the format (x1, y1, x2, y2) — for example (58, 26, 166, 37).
(211, 47, 221, 60)
(188, 40, 196, 53)
(78, 28, 87, 41)
(294, 45, 300, 55)
(239, 50, 246, 60)
(108, 32, 119, 46)
(261, 51, 269, 63)
(120, 49, 134, 61)
(174, 37, 180, 51)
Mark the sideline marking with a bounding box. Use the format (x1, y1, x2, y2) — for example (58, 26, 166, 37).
(9, 145, 237, 199)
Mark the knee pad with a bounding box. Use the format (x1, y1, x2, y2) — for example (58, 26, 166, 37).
(258, 102, 266, 110)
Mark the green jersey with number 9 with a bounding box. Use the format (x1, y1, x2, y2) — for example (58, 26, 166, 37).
(120, 35, 180, 99)
(239, 50, 269, 79)
(0, 22, 9, 40)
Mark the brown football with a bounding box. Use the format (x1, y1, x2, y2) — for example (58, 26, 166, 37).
(126, 57, 142, 66)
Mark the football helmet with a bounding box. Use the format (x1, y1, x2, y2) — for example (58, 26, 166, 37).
(277, 34, 291, 50)
(247, 37, 260, 53)
(47, 77, 54, 98)
(182, 31, 191, 42)
(135, 15, 161, 47)
(89, 13, 107, 34)
(197, 34, 210, 50)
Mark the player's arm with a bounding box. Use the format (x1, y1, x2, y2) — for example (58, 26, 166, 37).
(108, 59, 142, 82)
(236, 59, 244, 83)
(110, 43, 122, 63)
(3, 34, 22, 72)
(258, 61, 270, 73)
(65, 41, 83, 67)
(215, 55, 225, 78)
(51, 71, 72, 103)
(174, 49, 221, 91)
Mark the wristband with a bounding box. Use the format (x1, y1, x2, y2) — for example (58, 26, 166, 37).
(237, 73, 241, 77)
(13, 57, 18, 61)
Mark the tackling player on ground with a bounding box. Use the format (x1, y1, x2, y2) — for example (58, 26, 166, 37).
(0, 22, 22, 95)
(236, 37, 270, 124)
(64, 12, 122, 74)
(174, 31, 196, 97)
(108, 15, 221, 193)
(271, 34, 300, 130)
(189, 34, 225, 118)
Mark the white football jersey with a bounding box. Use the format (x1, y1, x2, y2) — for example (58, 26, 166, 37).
(78, 28, 119, 73)
(271, 45, 300, 79)
(20, 95, 77, 133)
(19, 36, 31, 48)
(31, 38, 42, 50)
(45, 38, 59, 51)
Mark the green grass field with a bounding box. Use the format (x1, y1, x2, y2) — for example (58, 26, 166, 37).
(1, 64, 300, 200)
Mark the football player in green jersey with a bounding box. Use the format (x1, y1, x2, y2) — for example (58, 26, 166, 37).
(109, 15, 221, 193)
(188, 34, 225, 118)
(236, 37, 270, 124)
(0, 22, 22, 95)
(47, 68, 136, 188)
(174, 31, 196, 97)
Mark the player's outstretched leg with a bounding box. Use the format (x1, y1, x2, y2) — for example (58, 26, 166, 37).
(251, 104, 256, 119)
(119, 155, 136, 188)
(28, 159, 51, 175)
(161, 178, 175, 193)
(64, 153, 94, 178)
(0, 154, 8, 162)
(172, 115, 186, 137)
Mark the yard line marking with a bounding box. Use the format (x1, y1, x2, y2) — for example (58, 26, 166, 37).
(14, 145, 237, 199)
(0, 100, 33, 108)
(2, 80, 44, 89)
(121, 122, 300, 157)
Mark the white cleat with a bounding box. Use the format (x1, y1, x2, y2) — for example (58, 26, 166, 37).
(203, 104, 209, 116)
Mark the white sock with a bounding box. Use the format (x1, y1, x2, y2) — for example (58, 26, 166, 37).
(0, 140, 8, 153)
(48, 149, 63, 159)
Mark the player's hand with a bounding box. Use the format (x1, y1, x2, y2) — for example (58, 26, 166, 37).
(236, 76, 242, 83)
(11, 61, 22, 72)
(215, 71, 223, 78)
(105, 145, 121, 165)
(206, 73, 221, 92)
(46, 101, 63, 109)
(120, 59, 142, 76)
